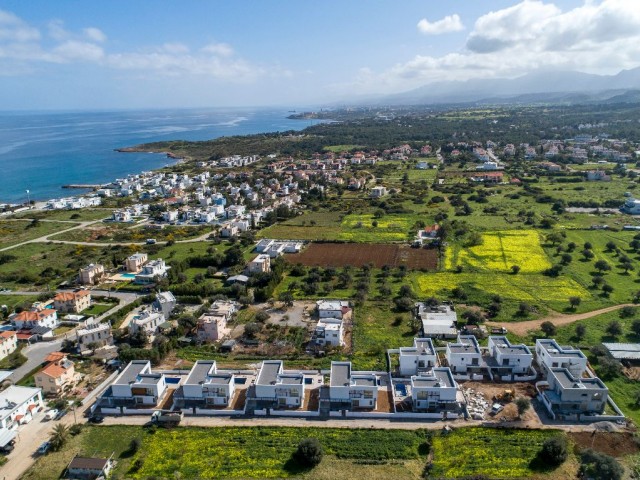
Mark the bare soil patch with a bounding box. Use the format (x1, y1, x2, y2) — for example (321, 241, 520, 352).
(569, 431, 640, 457)
(286, 243, 438, 269)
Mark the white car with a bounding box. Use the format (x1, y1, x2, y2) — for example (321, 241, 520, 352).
(490, 403, 504, 415)
(45, 409, 58, 420)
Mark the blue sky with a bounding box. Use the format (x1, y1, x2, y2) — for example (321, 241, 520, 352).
(0, 0, 638, 110)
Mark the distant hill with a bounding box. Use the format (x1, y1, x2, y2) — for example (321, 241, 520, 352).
(375, 67, 640, 105)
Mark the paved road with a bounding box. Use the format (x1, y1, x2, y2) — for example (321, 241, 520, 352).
(7, 340, 64, 384)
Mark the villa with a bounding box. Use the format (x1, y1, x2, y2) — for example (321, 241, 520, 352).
(410, 368, 459, 412)
(247, 360, 305, 411)
(537, 368, 608, 419)
(535, 339, 587, 377)
(174, 360, 236, 410)
(328, 361, 377, 411)
(53, 290, 91, 314)
(97, 360, 167, 409)
(399, 338, 438, 376)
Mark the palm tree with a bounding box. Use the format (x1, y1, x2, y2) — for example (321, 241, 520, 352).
(49, 424, 69, 451)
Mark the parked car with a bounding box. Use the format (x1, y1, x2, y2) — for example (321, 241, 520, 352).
(88, 415, 104, 424)
(0, 443, 14, 454)
(37, 442, 50, 454)
(490, 403, 504, 415)
(45, 409, 58, 420)
(54, 409, 67, 421)
(146, 238, 157, 244)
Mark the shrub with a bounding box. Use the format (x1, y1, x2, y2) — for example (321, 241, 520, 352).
(541, 321, 556, 337)
(579, 449, 623, 480)
(294, 438, 323, 467)
(129, 437, 142, 453)
(539, 436, 568, 466)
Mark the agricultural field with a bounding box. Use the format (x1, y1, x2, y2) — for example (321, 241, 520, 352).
(446, 230, 552, 273)
(0, 219, 78, 249)
(410, 270, 596, 319)
(429, 428, 566, 479)
(286, 243, 437, 269)
(339, 214, 416, 242)
(22, 425, 429, 480)
(259, 212, 344, 241)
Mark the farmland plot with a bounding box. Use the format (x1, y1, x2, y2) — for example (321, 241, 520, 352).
(446, 230, 552, 273)
(286, 243, 438, 269)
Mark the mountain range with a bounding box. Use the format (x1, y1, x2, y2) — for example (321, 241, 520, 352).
(376, 67, 640, 105)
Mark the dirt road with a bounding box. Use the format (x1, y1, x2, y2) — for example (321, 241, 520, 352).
(487, 303, 635, 336)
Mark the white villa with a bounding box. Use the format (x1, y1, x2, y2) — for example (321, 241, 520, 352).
(535, 339, 587, 377)
(399, 338, 437, 376)
(410, 367, 459, 412)
(176, 360, 236, 410)
(252, 360, 305, 409)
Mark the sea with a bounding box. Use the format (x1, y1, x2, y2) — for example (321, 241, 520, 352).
(0, 108, 317, 204)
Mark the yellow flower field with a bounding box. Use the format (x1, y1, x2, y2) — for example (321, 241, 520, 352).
(412, 271, 589, 304)
(446, 230, 552, 273)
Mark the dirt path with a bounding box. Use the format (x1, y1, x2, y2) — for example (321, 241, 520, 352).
(487, 303, 635, 336)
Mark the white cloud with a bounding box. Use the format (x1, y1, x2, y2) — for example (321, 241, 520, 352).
(0, 9, 40, 42)
(83, 27, 107, 43)
(346, 0, 640, 95)
(201, 42, 234, 57)
(0, 9, 276, 83)
(417, 14, 464, 35)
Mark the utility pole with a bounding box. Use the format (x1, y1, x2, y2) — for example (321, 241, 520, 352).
(25, 189, 31, 208)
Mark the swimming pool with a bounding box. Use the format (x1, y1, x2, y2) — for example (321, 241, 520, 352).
(166, 377, 181, 385)
(122, 273, 136, 279)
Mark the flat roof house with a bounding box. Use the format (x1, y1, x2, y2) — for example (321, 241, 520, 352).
(536, 339, 587, 377)
(134, 259, 170, 284)
(78, 264, 105, 286)
(446, 335, 485, 378)
(0, 386, 44, 430)
(125, 253, 148, 273)
(99, 360, 167, 408)
(538, 368, 608, 419)
(415, 302, 458, 339)
(312, 317, 344, 348)
(129, 309, 165, 335)
(247, 254, 271, 274)
(250, 360, 305, 410)
(317, 300, 351, 319)
(175, 360, 235, 410)
(76, 320, 113, 354)
(487, 336, 533, 380)
(328, 361, 377, 410)
(399, 338, 437, 376)
(411, 367, 458, 412)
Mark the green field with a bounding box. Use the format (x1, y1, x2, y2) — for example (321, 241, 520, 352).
(22, 426, 429, 480)
(0, 294, 39, 310)
(11, 208, 111, 222)
(430, 428, 562, 479)
(0, 220, 78, 249)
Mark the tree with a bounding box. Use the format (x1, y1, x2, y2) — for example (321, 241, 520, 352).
(582, 249, 595, 260)
(594, 260, 611, 273)
(575, 323, 586, 340)
(510, 265, 521, 275)
(49, 424, 69, 451)
(620, 306, 636, 319)
(579, 449, 623, 480)
(584, 242, 593, 250)
(255, 311, 270, 323)
(278, 291, 294, 307)
(592, 275, 604, 288)
(632, 319, 640, 336)
(568, 296, 581, 309)
(606, 321, 622, 337)
(294, 438, 323, 467)
(515, 397, 530, 418)
(560, 253, 573, 265)
(540, 436, 568, 466)
(605, 241, 617, 252)
(622, 261, 634, 273)
(602, 283, 614, 295)
(518, 302, 531, 316)
(244, 322, 261, 339)
(541, 321, 556, 337)
(598, 357, 622, 378)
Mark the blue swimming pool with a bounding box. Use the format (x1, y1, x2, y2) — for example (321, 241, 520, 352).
(166, 377, 181, 385)
(395, 384, 407, 396)
(236, 378, 247, 385)
(122, 273, 136, 279)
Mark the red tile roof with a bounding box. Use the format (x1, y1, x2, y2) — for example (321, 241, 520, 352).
(54, 290, 90, 302)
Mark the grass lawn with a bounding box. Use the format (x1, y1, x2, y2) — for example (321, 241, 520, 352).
(338, 214, 416, 242)
(258, 212, 344, 241)
(82, 303, 114, 317)
(22, 426, 429, 480)
(53, 325, 74, 335)
(0, 220, 78, 249)
(429, 428, 564, 479)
